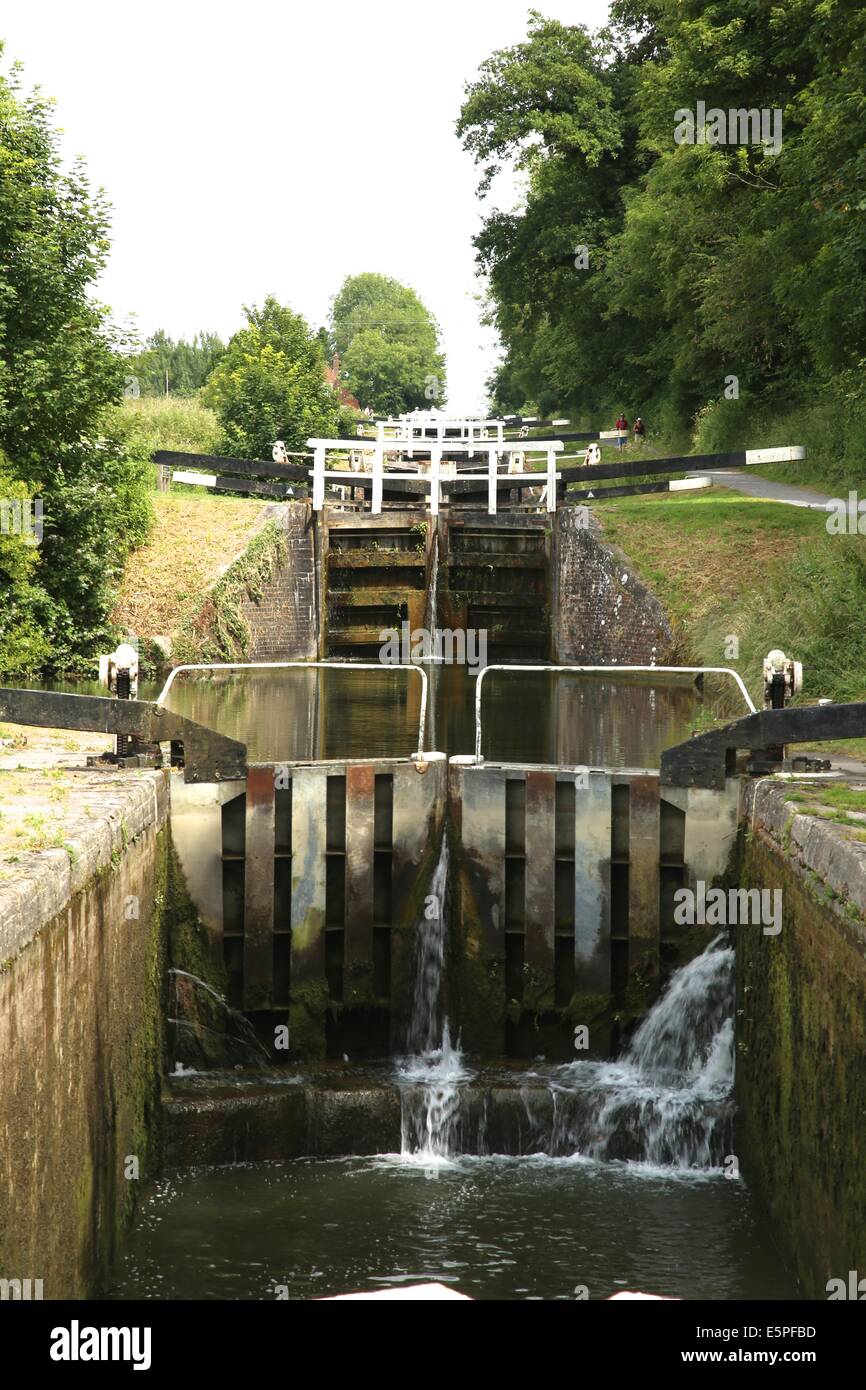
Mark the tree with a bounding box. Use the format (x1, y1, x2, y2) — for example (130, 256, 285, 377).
(460, 4, 866, 431)
(128, 329, 226, 396)
(0, 51, 152, 673)
(203, 296, 341, 457)
(330, 273, 447, 413)
(457, 13, 640, 419)
(0, 450, 51, 675)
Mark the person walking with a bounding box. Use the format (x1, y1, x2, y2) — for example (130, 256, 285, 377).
(615, 412, 628, 450)
(633, 417, 646, 442)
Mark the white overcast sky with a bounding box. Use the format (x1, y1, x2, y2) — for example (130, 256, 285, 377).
(2, 1, 610, 412)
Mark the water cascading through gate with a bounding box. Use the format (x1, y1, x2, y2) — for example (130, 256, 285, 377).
(546, 937, 735, 1167)
(398, 924, 735, 1170)
(397, 834, 472, 1161)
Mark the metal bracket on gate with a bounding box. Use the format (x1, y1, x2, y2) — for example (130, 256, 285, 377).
(0, 688, 248, 784)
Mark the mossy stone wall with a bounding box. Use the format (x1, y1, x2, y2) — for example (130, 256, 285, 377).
(736, 830, 866, 1298)
(0, 823, 167, 1298)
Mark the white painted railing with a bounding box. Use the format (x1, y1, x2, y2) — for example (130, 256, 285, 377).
(306, 437, 564, 515)
(158, 660, 429, 759)
(377, 413, 505, 449)
(471, 663, 757, 763)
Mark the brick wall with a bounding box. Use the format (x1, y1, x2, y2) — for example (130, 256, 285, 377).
(553, 506, 674, 663)
(241, 502, 318, 660)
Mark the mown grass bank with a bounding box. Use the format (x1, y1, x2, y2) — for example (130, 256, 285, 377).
(109, 493, 271, 652)
(594, 488, 866, 717)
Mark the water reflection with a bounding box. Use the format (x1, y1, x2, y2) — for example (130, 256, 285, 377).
(159, 665, 697, 766)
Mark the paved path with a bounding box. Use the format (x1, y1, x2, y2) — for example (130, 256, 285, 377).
(690, 469, 834, 510)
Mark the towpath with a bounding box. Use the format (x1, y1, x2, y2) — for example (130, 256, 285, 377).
(691, 470, 834, 510)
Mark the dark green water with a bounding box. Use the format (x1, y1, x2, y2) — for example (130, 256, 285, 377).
(109, 1156, 796, 1301)
(155, 665, 699, 764)
(14, 665, 708, 764)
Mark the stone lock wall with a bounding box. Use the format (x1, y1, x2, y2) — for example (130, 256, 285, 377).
(553, 507, 674, 664)
(241, 501, 318, 661)
(736, 781, 866, 1298)
(0, 772, 169, 1299)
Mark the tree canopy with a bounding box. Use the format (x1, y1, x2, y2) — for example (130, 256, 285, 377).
(329, 272, 447, 414)
(203, 296, 342, 458)
(458, 4, 866, 430)
(127, 329, 225, 397)
(0, 52, 151, 674)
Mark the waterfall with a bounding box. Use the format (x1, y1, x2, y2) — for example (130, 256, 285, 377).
(407, 836, 449, 1054)
(399, 1021, 471, 1161)
(168, 968, 270, 1072)
(396, 834, 472, 1161)
(548, 936, 736, 1168)
(425, 527, 438, 639)
(396, 932, 735, 1170)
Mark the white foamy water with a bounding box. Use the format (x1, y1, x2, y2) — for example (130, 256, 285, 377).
(397, 831, 735, 1173)
(398, 1021, 472, 1163)
(548, 937, 735, 1169)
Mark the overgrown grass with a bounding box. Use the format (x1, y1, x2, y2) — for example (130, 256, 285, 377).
(103, 396, 223, 499)
(172, 520, 285, 663)
(786, 785, 866, 814)
(783, 784, 866, 836)
(106, 395, 221, 460)
(109, 494, 273, 649)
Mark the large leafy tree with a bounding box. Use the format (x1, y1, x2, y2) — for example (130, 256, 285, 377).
(460, 4, 866, 429)
(457, 12, 640, 418)
(204, 296, 341, 457)
(0, 51, 151, 673)
(329, 272, 447, 414)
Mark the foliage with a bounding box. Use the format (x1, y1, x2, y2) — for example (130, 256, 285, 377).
(203, 296, 340, 458)
(459, 4, 866, 444)
(329, 272, 447, 414)
(0, 450, 51, 674)
(126, 329, 225, 397)
(0, 51, 153, 674)
(107, 395, 221, 461)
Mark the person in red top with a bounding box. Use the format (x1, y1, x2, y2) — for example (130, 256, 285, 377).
(615, 413, 628, 450)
